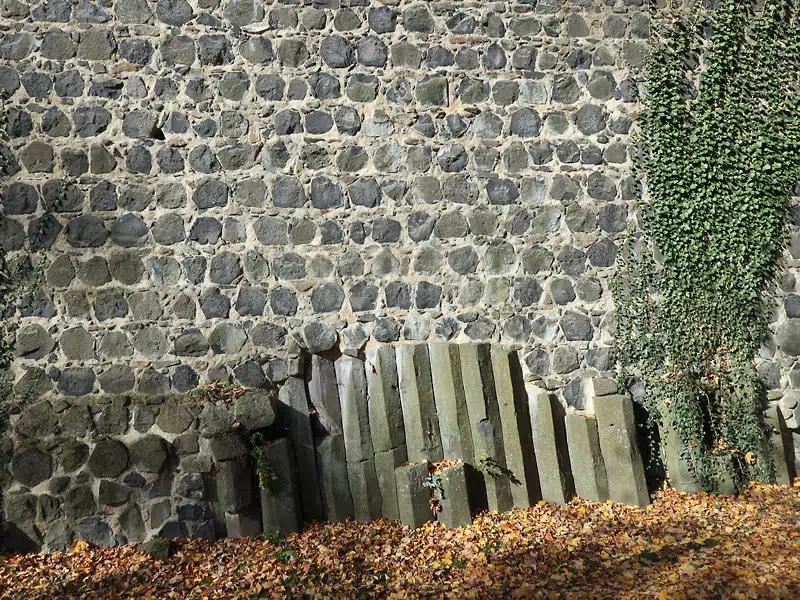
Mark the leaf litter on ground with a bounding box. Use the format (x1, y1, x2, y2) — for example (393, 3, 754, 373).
(2, 480, 800, 599)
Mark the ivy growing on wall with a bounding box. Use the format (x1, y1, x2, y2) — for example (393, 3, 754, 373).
(614, 0, 800, 492)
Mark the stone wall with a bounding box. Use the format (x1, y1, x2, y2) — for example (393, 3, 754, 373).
(1, 0, 798, 551)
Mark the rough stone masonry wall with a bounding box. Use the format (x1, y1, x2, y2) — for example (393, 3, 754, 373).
(1, 0, 799, 551)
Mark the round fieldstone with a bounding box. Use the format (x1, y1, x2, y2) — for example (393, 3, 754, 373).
(174, 328, 210, 356)
(98, 364, 135, 393)
(209, 322, 248, 354)
(303, 322, 338, 353)
(130, 435, 168, 473)
(270, 287, 298, 316)
(60, 326, 95, 360)
(61, 441, 89, 472)
(16, 324, 54, 360)
(66, 215, 108, 247)
(11, 447, 51, 487)
(560, 310, 593, 341)
(88, 439, 128, 478)
(57, 367, 96, 396)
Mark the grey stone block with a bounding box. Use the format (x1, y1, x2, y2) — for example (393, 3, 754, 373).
(765, 405, 792, 486)
(347, 460, 382, 522)
(430, 343, 474, 462)
(307, 355, 343, 435)
(375, 446, 407, 520)
(595, 394, 650, 507)
(459, 344, 513, 512)
(216, 458, 253, 513)
(529, 393, 573, 504)
(438, 463, 472, 529)
(565, 414, 609, 502)
(491, 347, 541, 508)
(315, 433, 354, 522)
(395, 462, 432, 529)
(259, 438, 300, 535)
(660, 421, 702, 494)
(396, 344, 442, 462)
(365, 346, 406, 453)
(226, 509, 262, 539)
(278, 377, 323, 522)
(335, 356, 373, 463)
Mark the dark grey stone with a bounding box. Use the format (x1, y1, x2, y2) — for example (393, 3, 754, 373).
(88, 440, 129, 478)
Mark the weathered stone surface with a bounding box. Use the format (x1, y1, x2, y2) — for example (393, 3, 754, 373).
(88, 440, 128, 478)
(130, 435, 168, 473)
(565, 414, 609, 502)
(396, 344, 442, 463)
(365, 346, 406, 453)
(278, 377, 323, 522)
(437, 463, 472, 529)
(374, 446, 407, 520)
(660, 420, 702, 494)
(315, 433, 354, 522)
(395, 462, 432, 529)
(765, 405, 792, 486)
(216, 459, 253, 513)
(595, 395, 650, 507)
(529, 393, 573, 505)
(335, 356, 373, 463)
(430, 343, 473, 462)
(258, 438, 300, 535)
(11, 446, 51, 487)
(491, 347, 540, 508)
(459, 344, 514, 513)
(306, 355, 342, 436)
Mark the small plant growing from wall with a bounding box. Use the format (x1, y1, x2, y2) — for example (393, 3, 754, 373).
(614, 0, 800, 492)
(474, 454, 520, 485)
(249, 432, 278, 494)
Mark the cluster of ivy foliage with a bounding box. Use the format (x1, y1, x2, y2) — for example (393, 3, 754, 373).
(249, 433, 279, 494)
(614, 0, 800, 492)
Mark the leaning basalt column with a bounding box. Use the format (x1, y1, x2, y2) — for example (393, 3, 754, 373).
(430, 343, 474, 462)
(529, 392, 574, 505)
(595, 394, 650, 507)
(258, 439, 300, 536)
(490, 347, 541, 508)
(765, 405, 793, 486)
(565, 414, 609, 502)
(366, 345, 408, 519)
(660, 421, 702, 494)
(395, 462, 433, 529)
(278, 376, 324, 523)
(459, 343, 514, 513)
(336, 355, 381, 521)
(396, 344, 443, 463)
(307, 355, 354, 522)
(437, 462, 472, 529)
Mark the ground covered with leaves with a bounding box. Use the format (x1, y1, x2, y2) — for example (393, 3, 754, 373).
(2, 482, 800, 600)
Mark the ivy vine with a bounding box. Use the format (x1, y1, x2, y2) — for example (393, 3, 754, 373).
(614, 0, 800, 492)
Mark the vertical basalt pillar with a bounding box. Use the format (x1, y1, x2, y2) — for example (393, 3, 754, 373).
(460, 343, 513, 513)
(336, 355, 381, 521)
(595, 394, 650, 507)
(395, 462, 433, 529)
(397, 344, 443, 463)
(565, 414, 609, 502)
(366, 346, 408, 519)
(529, 392, 574, 504)
(258, 438, 300, 536)
(491, 347, 541, 507)
(278, 376, 324, 522)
